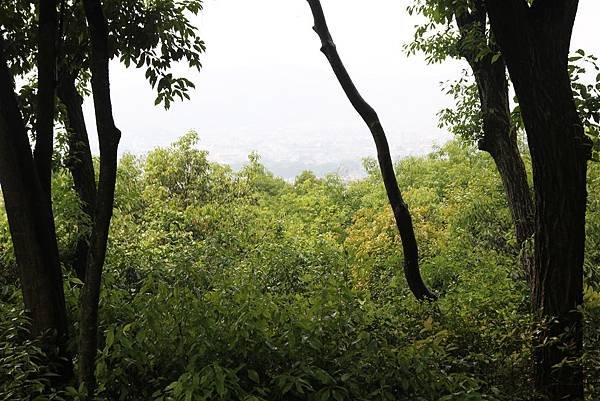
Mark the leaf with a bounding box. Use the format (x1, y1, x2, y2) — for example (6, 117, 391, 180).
(105, 328, 115, 349)
(248, 369, 260, 383)
(69, 277, 84, 286)
(65, 386, 79, 396)
(215, 366, 225, 396)
(319, 388, 331, 401)
(332, 389, 345, 401)
(423, 316, 433, 330)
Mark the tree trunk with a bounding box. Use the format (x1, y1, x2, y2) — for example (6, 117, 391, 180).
(454, 5, 535, 280)
(33, 0, 58, 197)
(0, 37, 68, 354)
(486, 1, 590, 398)
(78, 0, 121, 393)
(306, 0, 435, 301)
(57, 71, 97, 280)
(472, 58, 535, 280)
(485, 129, 535, 279)
(527, 65, 587, 401)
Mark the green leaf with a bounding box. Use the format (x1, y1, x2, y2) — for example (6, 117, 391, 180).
(319, 388, 331, 401)
(68, 277, 84, 286)
(332, 389, 344, 401)
(65, 386, 79, 396)
(248, 369, 260, 383)
(105, 328, 115, 349)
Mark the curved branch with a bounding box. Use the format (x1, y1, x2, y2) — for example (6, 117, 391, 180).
(306, 0, 436, 301)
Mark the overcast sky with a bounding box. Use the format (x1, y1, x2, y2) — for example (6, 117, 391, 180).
(84, 0, 600, 178)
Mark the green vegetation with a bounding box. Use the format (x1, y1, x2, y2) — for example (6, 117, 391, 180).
(1, 0, 598, 398)
(2, 133, 599, 400)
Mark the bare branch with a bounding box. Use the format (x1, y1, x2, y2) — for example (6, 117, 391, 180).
(306, 0, 436, 301)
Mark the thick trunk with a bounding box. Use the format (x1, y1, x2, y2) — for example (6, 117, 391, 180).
(0, 37, 68, 351)
(57, 72, 97, 280)
(306, 0, 435, 301)
(78, 0, 121, 393)
(486, 1, 589, 398)
(33, 0, 58, 197)
(526, 70, 587, 401)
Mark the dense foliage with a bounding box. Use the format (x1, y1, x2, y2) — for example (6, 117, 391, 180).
(1, 133, 599, 400)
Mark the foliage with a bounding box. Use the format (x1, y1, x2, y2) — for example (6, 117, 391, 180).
(406, 0, 600, 154)
(0, 290, 64, 401)
(1, 0, 205, 139)
(1, 137, 599, 400)
(569, 50, 600, 161)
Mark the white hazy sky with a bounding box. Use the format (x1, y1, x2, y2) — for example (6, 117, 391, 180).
(84, 0, 600, 177)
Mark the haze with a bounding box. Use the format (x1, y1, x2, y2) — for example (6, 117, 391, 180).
(84, 0, 600, 178)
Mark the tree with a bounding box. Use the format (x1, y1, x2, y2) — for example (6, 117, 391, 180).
(407, 0, 535, 280)
(305, 0, 435, 301)
(484, 0, 592, 399)
(0, 2, 69, 362)
(56, 0, 205, 279)
(1, 0, 205, 392)
(77, 0, 121, 392)
(2, 0, 205, 280)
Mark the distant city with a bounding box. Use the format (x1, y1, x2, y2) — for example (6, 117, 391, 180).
(194, 128, 449, 180)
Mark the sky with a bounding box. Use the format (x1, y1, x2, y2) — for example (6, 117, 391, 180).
(84, 0, 600, 179)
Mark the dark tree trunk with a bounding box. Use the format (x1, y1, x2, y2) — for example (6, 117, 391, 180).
(0, 37, 68, 353)
(455, 5, 535, 280)
(306, 0, 435, 301)
(78, 0, 121, 393)
(33, 0, 58, 197)
(57, 71, 97, 280)
(472, 59, 535, 279)
(486, 0, 590, 399)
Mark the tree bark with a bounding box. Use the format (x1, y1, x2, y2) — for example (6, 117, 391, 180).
(78, 0, 121, 393)
(486, 1, 590, 399)
(455, 5, 535, 280)
(471, 55, 535, 280)
(33, 0, 58, 197)
(306, 0, 435, 301)
(0, 36, 68, 353)
(57, 71, 97, 280)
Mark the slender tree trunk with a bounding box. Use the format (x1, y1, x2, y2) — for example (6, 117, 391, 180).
(455, 5, 535, 280)
(57, 71, 97, 280)
(78, 0, 121, 393)
(472, 59, 535, 280)
(0, 37, 68, 353)
(306, 0, 435, 301)
(486, 1, 590, 398)
(485, 130, 535, 278)
(33, 0, 58, 197)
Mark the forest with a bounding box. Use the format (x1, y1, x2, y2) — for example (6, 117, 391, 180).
(0, 0, 599, 400)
